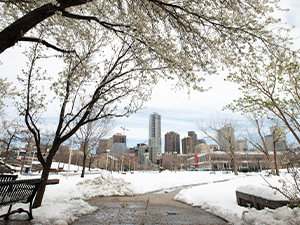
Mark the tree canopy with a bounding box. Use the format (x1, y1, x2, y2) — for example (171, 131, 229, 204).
(225, 50, 300, 145)
(1, 1, 288, 83)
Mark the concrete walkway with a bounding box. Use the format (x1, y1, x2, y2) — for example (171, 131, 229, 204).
(73, 189, 229, 224)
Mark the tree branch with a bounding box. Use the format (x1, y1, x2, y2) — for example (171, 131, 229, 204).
(0, 1, 89, 53)
(19, 36, 76, 54)
(60, 10, 130, 32)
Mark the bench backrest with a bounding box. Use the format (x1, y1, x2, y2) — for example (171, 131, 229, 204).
(0, 174, 18, 182)
(0, 178, 43, 206)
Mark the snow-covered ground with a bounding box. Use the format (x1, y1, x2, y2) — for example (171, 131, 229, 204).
(0, 166, 299, 225)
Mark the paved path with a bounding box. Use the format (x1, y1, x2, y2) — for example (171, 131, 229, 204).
(73, 189, 229, 224)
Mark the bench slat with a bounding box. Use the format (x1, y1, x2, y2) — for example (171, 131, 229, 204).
(0, 174, 18, 182)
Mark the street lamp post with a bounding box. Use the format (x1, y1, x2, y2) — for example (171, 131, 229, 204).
(129, 159, 131, 172)
(106, 149, 110, 171)
(29, 151, 35, 173)
(66, 138, 74, 179)
(121, 156, 124, 172)
(76, 154, 79, 171)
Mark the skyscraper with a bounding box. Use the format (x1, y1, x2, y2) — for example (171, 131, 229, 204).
(165, 131, 180, 154)
(217, 124, 235, 151)
(182, 136, 193, 155)
(265, 126, 287, 152)
(188, 131, 197, 153)
(149, 112, 162, 155)
(112, 133, 126, 152)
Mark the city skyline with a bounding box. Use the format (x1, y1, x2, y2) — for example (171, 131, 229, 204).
(0, 1, 299, 153)
(105, 0, 300, 149)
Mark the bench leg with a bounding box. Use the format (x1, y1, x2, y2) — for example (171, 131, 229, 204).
(2, 205, 12, 220)
(28, 201, 33, 220)
(0, 202, 33, 220)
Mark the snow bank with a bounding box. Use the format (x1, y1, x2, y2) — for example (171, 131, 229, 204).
(241, 206, 300, 225)
(173, 172, 300, 225)
(76, 173, 134, 198)
(236, 184, 288, 201)
(113, 170, 237, 194)
(0, 169, 299, 224)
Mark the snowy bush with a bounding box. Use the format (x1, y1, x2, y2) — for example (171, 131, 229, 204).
(262, 167, 300, 208)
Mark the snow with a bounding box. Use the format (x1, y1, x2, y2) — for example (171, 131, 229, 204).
(0, 169, 299, 224)
(236, 184, 287, 201)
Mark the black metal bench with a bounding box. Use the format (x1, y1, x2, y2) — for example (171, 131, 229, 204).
(0, 178, 43, 220)
(0, 174, 18, 182)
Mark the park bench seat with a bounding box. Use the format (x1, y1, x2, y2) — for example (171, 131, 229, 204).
(0, 178, 43, 220)
(0, 174, 18, 182)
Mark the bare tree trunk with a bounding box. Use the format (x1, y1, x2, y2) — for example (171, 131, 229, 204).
(265, 153, 276, 175)
(233, 164, 238, 175)
(272, 131, 280, 176)
(57, 154, 61, 170)
(81, 153, 86, 178)
(32, 159, 51, 208)
(231, 154, 238, 175)
(273, 147, 280, 175)
(88, 157, 92, 171)
(2, 147, 9, 174)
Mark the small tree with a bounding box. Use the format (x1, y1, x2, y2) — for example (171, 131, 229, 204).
(19, 130, 35, 174)
(199, 118, 239, 175)
(243, 114, 276, 175)
(162, 155, 173, 170)
(18, 28, 162, 207)
(0, 118, 22, 174)
(225, 50, 300, 147)
(264, 147, 300, 207)
(262, 164, 300, 208)
(75, 116, 114, 178)
(0, 78, 17, 113)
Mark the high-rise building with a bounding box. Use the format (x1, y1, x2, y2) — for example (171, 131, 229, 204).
(236, 139, 248, 151)
(188, 131, 197, 153)
(112, 133, 126, 152)
(138, 145, 157, 165)
(217, 124, 235, 151)
(265, 126, 287, 152)
(165, 131, 180, 154)
(97, 139, 109, 155)
(149, 112, 162, 155)
(182, 136, 193, 155)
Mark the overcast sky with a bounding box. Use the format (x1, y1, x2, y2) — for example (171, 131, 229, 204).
(1, 1, 300, 152)
(115, 0, 300, 149)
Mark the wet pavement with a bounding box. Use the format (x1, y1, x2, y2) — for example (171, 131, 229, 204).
(0, 189, 229, 224)
(73, 189, 229, 224)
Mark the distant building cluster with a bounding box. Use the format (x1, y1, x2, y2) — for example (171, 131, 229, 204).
(95, 112, 291, 171)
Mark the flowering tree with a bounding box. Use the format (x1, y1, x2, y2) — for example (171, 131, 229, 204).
(225, 50, 300, 146)
(2, 0, 291, 208)
(1, 0, 287, 72)
(0, 118, 21, 174)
